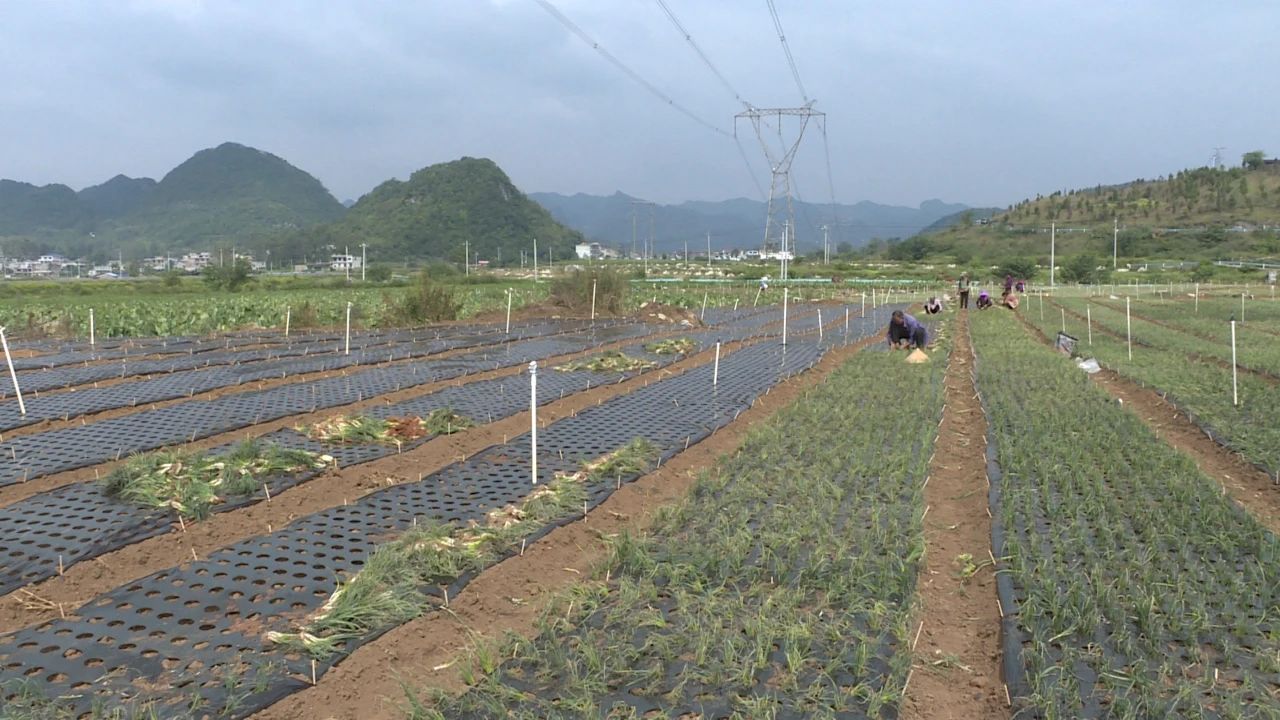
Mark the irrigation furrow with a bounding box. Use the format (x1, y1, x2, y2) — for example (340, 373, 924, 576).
(901, 312, 1005, 719)
(0, 312, 884, 719)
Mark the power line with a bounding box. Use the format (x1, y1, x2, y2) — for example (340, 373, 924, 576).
(765, 0, 809, 104)
(653, 0, 753, 109)
(533, 0, 731, 137)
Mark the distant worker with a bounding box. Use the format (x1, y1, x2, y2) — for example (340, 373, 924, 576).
(1003, 274, 1014, 295)
(1015, 278, 1026, 293)
(976, 290, 993, 310)
(957, 272, 971, 309)
(886, 310, 927, 350)
(760, 275, 770, 291)
(923, 296, 944, 315)
(1003, 292, 1021, 310)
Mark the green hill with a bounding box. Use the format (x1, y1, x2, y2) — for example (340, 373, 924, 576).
(102, 142, 345, 253)
(77, 175, 157, 222)
(287, 157, 582, 264)
(0, 180, 90, 235)
(903, 161, 1280, 265)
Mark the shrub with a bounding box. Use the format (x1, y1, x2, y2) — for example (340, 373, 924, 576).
(549, 269, 627, 314)
(396, 272, 462, 323)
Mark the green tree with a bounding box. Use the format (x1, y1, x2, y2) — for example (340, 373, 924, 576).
(202, 258, 253, 291)
(1242, 150, 1266, 170)
(1190, 261, 1216, 283)
(1060, 254, 1107, 284)
(996, 258, 1037, 282)
(364, 264, 393, 282)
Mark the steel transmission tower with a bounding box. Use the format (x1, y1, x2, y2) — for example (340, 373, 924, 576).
(735, 104, 823, 279)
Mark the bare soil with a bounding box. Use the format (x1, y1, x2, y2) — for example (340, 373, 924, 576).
(248, 333, 882, 720)
(901, 311, 1007, 720)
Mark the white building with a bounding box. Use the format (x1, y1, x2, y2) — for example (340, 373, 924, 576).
(330, 254, 363, 271)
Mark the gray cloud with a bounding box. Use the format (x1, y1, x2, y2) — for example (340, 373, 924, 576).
(1, 0, 1277, 208)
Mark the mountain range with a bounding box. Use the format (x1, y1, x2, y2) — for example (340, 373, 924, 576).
(528, 192, 969, 255)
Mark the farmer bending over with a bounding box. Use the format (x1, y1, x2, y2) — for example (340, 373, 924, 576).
(886, 310, 927, 350)
(923, 297, 944, 315)
(976, 290, 993, 309)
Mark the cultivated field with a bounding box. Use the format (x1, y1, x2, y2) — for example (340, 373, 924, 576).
(0, 283, 1277, 719)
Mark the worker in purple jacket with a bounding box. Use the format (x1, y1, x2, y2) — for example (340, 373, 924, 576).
(886, 310, 927, 350)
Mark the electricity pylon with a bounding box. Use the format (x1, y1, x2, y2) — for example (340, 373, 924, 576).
(735, 103, 823, 279)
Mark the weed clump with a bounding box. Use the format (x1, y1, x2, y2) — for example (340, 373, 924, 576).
(556, 351, 655, 373)
(645, 337, 698, 355)
(549, 269, 627, 315)
(396, 272, 463, 323)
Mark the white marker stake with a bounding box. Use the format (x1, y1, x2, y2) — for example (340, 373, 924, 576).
(529, 361, 538, 484)
(700, 292, 708, 321)
(590, 279, 598, 321)
(733, 298, 740, 312)
(861, 292, 866, 319)
(845, 307, 850, 339)
(712, 341, 721, 387)
(1241, 292, 1246, 323)
(89, 308, 95, 347)
(817, 309, 823, 341)
(0, 327, 26, 416)
(1231, 320, 1239, 407)
(1039, 292, 1044, 322)
(505, 289, 513, 334)
(344, 302, 352, 356)
(284, 306, 291, 338)
(1126, 296, 1133, 361)
(1087, 306, 1093, 346)
(782, 288, 789, 346)
(1061, 307, 1066, 334)
(1195, 283, 1199, 314)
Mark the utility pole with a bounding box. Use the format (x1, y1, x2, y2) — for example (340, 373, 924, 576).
(821, 224, 830, 264)
(464, 239, 469, 276)
(1050, 222, 1056, 287)
(532, 237, 538, 282)
(1113, 217, 1119, 269)
(631, 207, 638, 259)
(344, 245, 350, 282)
(360, 243, 366, 281)
(706, 231, 712, 269)
(684, 240, 688, 265)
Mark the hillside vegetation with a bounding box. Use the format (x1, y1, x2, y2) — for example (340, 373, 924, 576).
(896, 161, 1280, 266)
(276, 157, 582, 264)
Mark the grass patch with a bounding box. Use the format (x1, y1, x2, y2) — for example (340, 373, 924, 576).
(644, 337, 698, 355)
(555, 351, 656, 373)
(102, 440, 331, 520)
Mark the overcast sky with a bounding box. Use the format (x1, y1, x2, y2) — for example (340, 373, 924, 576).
(2, 1, 1277, 209)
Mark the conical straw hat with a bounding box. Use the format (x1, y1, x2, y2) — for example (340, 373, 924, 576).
(905, 348, 929, 363)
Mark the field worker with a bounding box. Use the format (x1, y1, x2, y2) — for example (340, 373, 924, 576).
(976, 290, 993, 309)
(923, 297, 944, 315)
(1003, 274, 1014, 295)
(1002, 292, 1021, 310)
(760, 275, 770, 291)
(957, 272, 971, 309)
(886, 310, 927, 350)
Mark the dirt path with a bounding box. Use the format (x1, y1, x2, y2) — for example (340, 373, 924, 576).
(1014, 312, 1280, 537)
(250, 334, 885, 720)
(901, 312, 1006, 720)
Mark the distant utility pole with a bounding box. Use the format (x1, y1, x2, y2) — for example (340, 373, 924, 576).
(820, 224, 830, 264)
(1212, 146, 1226, 169)
(706, 231, 712, 269)
(360, 243, 367, 282)
(1050, 222, 1056, 287)
(1113, 217, 1119, 269)
(532, 237, 538, 282)
(464, 239, 469, 275)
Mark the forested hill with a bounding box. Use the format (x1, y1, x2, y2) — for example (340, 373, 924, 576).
(909, 160, 1280, 263)
(284, 157, 582, 264)
(0, 142, 345, 260)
